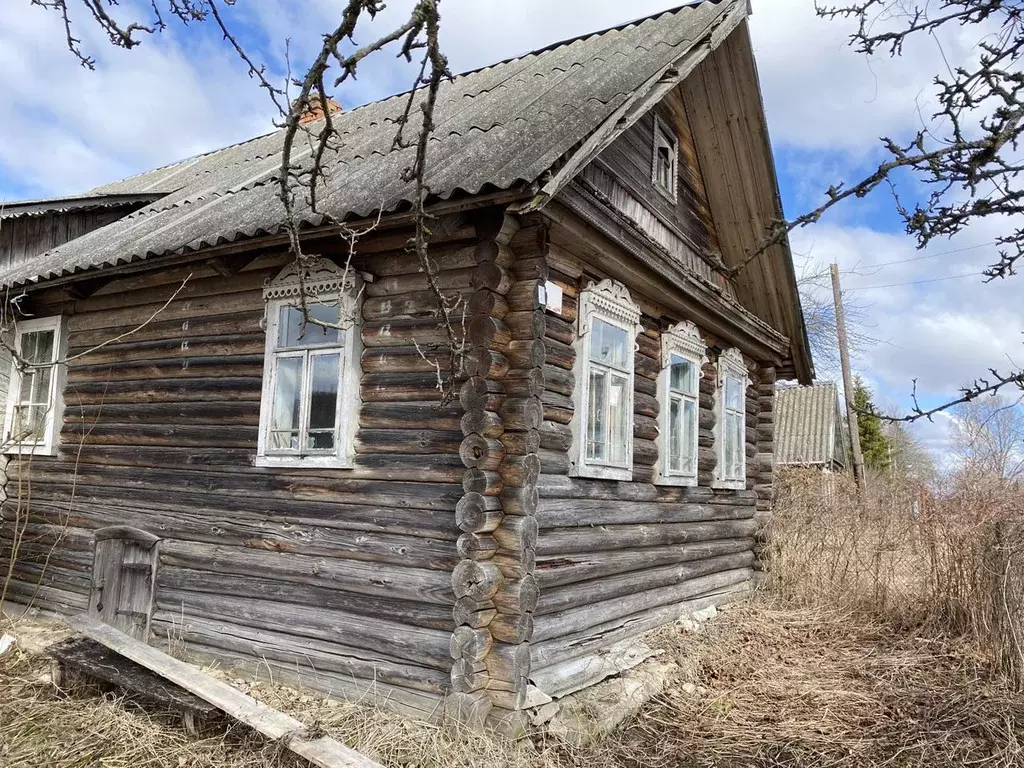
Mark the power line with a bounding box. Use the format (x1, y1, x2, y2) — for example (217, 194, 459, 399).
(864, 241, 997, 269)
(846, 271, 982, 291)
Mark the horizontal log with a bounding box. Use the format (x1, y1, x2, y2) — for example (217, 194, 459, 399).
(485, 642, 530, 684)
(506, 310, 545, 341)
(69, 310, 264, 350)
(359, 402, 461, 431)
(452, 560, 503, 602)
(63, 402, 259, 427)
(151, 611, 449, 694)
(159, 541, 454, 606)
(532, 568, 753, 643)
(456, 492, 504, 534)
(63, 377, 263, 406)
(539, 420, 572, 453)
(459, 435, 505, 471)
(544, 314, 574, 345)
(459, 377, 505, 411)
(470, 262, 512, 294)
(493, 575, 539, 615)
(468, 316, 511, 351)
(492, 549, 536, 580)
(463, 348, 509, 380)
(463, 469, 503, 497)
(499, 429, 540, 457)
(363, 289, 472, 322)
(538, 448, 571, 475)
(493, 515, 539, 552)
(461, 410, 503, 439)
(503, 369, 544, 399)
(498, 486, 539, 517)
(360, 346, 453, 375)
(506, 280, 543, 311)
(535, 552, 754, 616)
(543, 337, 574, 371)
(154, 590, 453, 670)
(489, 612, 533, 645)
(500, 454, 540, 489)
(362, 319, 462, 349)
(455, 533, 499, 561)
(450, 626, 493, 663)
(506, 340, 546, 370)
(361, 372, 458, 403)
(364, 266, 474, 297)
(536, 499, 755, 528)
(529, 580, 753, 670)
(61, 422, 256, 449)
(156, 568, 454, 631)
(453, 597, 497, 629)
(500, 398, 543, 432)
(536, 520, 758, 555)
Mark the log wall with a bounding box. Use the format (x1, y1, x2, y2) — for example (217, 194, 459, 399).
(528, 218, 776, 701)
(0, 217, 500, 720)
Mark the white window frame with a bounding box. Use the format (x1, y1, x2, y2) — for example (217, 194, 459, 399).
(3, 315, 66, 456)
(255, 257, 361, 469)
(570, 279, 642, 481)
(652, 113, 679, 202)
(713, 347, 750, 490)
(655, 321, 707, 486)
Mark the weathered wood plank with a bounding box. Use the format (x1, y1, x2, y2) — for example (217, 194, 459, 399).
(64, 615, 384, 768)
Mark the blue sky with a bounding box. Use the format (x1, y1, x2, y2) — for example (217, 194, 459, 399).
(2, 0, 1021, 463)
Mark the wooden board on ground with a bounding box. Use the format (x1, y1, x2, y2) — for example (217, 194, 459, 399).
(49, 636, 218, 734)
(64, 614, 383, 768)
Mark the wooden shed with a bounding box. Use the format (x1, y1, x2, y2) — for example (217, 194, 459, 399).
(0, 0, 812, 733)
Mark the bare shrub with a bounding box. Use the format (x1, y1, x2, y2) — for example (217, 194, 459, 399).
(770, 467, 1024, 687)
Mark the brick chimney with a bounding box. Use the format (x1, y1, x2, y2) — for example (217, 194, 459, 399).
(292, 94, 344, 125)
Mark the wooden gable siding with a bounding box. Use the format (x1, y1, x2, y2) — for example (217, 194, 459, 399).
(526, 216, 776, 699)
(680, 23, 811, 381)
(0, 210, 127, 269)
(0, 224, 513, 719)
(587, 89, 724, 291)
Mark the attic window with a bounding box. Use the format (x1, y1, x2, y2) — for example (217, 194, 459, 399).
(652, 115, 678, 201)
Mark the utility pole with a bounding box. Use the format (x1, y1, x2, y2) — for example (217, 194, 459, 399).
(831, 263, 868, 494)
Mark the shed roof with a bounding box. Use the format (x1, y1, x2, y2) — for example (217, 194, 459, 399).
(0, 0, 741, 289)
(775, 383, 848, 467)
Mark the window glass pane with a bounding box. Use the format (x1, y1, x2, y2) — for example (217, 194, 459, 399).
(269, 356, 303, 451)
(726, 412, 744, 480)
(21, 330, 55, 365)
(12, 404, 46, 441)
(669, 396, 682, 472)
(682, 398, 697, 475)
(308, 354, 340, 451)
(657, 146, 672, 188)
(725, 377, 744, 411)
(590, 318, 629, 369)
(278, 303, 341, 348)
(608, 373, 629, 465)
(586, 369, 607, 461)
(18, 367, 52, 407)
(669, 354, 696, 394)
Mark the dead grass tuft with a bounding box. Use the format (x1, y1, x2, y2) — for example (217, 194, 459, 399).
(569, 601, 1024, 768)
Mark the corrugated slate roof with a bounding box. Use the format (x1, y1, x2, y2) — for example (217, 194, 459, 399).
(0, 0, 738, 288)
(0, 194, 163, 219)
(775, 384, 847, 467)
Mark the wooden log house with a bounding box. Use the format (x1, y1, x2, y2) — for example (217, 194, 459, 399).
(0, 0, 812, 733)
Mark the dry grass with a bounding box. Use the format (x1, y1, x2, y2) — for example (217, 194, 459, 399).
(6, 469, 1024, 767)
(576, 601, 1024, 768)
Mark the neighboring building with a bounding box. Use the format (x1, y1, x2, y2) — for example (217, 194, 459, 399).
(0, 0, 812, 733)
(775, 383, 848, 471)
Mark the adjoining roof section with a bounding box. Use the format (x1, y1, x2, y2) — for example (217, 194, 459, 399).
(0, 193, 165, 219)
(776, 383, 848, 468)
(0, 0, 743, 289)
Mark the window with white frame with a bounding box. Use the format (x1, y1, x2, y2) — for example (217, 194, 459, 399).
(256, 257, 361, 468)
(571, 279, 641, 481)
(3, 315, 65, 455)
(656, 321, 706, 486)
(652, 114, 678, 201)
(714, 347, 748, 488)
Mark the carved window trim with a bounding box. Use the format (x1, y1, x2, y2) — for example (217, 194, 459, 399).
(652, 113, 679, 203)
(3, 315, 66, 456)
(655, 321, 707, 487)
(256, 257, 362, 469)
(713, 347, 750, 490)
(570, 279, 642, 481)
